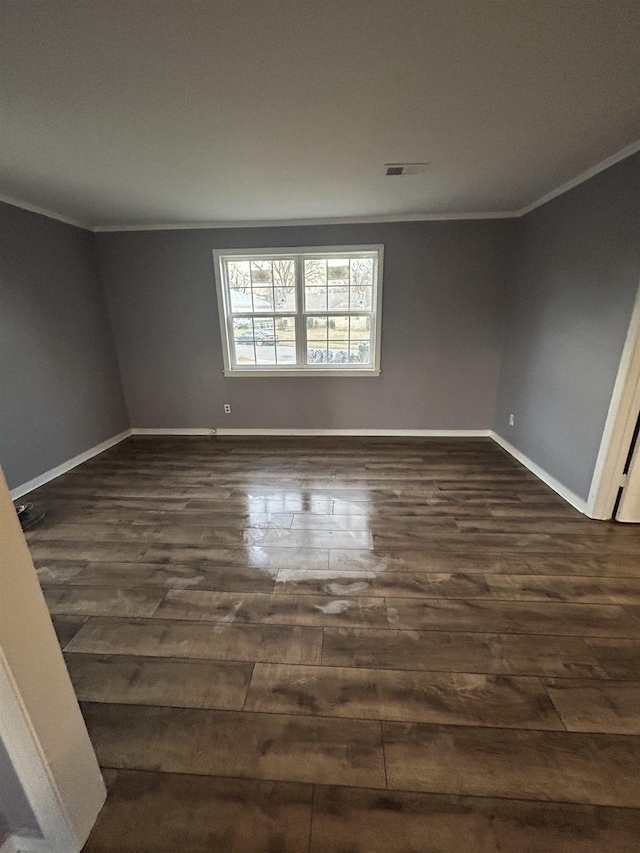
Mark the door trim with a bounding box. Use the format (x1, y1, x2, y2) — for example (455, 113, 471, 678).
(588, 281, 640, 519)
(0, 649, 78, 853)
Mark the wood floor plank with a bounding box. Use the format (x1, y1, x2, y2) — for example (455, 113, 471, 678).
(542, 678, 640, 734)
(524, 555, 640, 578)
(374, 531, 640, 554)
(385, 598, 640, 638)
(243, 528, 374, 549)
(332, 501, 494, 516)
(28, 541, 149, 562)
(329, 549, 532, 574)
(67, 510, 295, 529)
(456, 518, 640, 535)
(51, 614, 87, 649)
(310, 786, 640, 853)
(322, 627, 608, 678)
(187, 496, 333, 514)
(275, 569, 494, 599)
(292, 514, 374, 531)
(34, 560, 87, 583)
(43, 586, 165, 618)
(140, 544, 330, 571)
(278, 570, 640, 603)
(294, 514, 459, 531)
(154, 590, 389, 629)
(65, 653, 253, 710)
(66, 616, 323, 664)
(625, 604, 640, 623)
(82, 770, 312, 853)
(27, 521, 244, 545)
(245, 663, 563, 729)
(583, 638, 640, 679)
(42, 496, 192, 512)
(485, 574, 640, 604)
(382, 722, 640, 806)
(64, 562, 277, 593)
(82, 702, 386, 788)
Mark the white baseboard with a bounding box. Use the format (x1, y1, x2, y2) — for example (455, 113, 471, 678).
(6, 428, 491, 499)
(214, 428, 492, 437)
(490, 431, 588, 515)
(8, 428, 593, 519)
(129, 428, 217, 436)
(9, 430, 132, 500)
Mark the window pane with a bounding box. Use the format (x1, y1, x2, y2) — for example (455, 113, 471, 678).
(306, 314, 328, 365)
(328, 316, 350, 343)
(230, 287, 254, 312)
(327, 259, 349, 281)
(305, 286, 327, 311)
(305, 314, 372, 365)
(304, 259, 326, 287)
(306, 315, 328, 342)
(251, 286, 274, 312)
(255, 317, 277, 364)
(351, 315, 372, 364)
(274, 287, 296, 312)
(350, 286, 372, 311)
(233, 316, 297, 366)
(356, 340, 372, 364)
(350, 257, 374, 287)
(350, 315, 371, 339)
(250, 261, 272, 284)
(228, 261, 250, 288)
(275, 316, 297, 364)
(272, 259, 295, 288)
(307, 347, 331, 363)
(233, 318, 258, 365)
(328, 285, 349, 310)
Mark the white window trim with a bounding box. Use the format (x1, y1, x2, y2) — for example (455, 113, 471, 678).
(213, 245, 384, 377)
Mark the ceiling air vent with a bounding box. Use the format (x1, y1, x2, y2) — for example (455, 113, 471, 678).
(385, 163, 430, 176)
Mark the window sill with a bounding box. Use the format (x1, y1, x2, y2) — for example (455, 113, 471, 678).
(223, 368, 381, 378)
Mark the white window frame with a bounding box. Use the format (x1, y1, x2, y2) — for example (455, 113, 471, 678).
(213, 244, 384, 377)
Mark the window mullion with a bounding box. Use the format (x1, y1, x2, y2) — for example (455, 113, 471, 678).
(295, 255, 306, 366)
(225, 264, 238, 368)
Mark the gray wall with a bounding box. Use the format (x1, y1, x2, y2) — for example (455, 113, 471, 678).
(494, 152, 640, 501)
(4, 152, 639, 501)
(96, 221, 513, 431)
(0, 203, 129, 491)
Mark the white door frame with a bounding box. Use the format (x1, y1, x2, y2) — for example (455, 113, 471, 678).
(0, 650, 78, 853)
(588, 281, 640, 519)
(0, 468, 106, 853)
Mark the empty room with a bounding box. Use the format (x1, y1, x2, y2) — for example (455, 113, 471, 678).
(2, 1, 640, 851)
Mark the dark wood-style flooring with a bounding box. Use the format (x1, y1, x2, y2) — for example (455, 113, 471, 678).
(24, 436, 640, 852)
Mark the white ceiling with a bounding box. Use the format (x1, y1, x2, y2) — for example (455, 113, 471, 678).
(1, 0, 639, 228)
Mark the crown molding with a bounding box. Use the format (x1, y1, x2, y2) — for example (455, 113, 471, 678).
(2, 139, 638, 232)
(92, 210, 517, 232)
(0, 193, 91, 231)
(518, 138, 640, 217)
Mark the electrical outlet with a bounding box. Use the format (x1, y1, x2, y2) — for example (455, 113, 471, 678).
(224, 404, 231, 414)
(509, 413, 515, 426)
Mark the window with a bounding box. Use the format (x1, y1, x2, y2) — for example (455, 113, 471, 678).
(214, 245, 383, 376)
